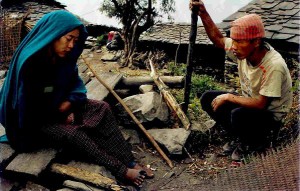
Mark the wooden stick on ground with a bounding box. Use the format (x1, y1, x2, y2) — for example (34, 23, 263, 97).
(81, 56, 174, 168)
(149, 59, 191, 130)
(51, 163, 124, 191)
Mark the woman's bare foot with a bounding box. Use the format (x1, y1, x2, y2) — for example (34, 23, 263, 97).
(125, 168, 145, 186)
(133, 163, 154, 178)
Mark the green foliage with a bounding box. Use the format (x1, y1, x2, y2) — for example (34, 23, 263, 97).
(188, 97, 202, 116)
(100, 0, 175, 22)
(167, 61, 223, 119)
(167, 62, 186, 76)
(191, 74, 221, 98)
(167, 61, 221, 98)
(96, 34, 108, 46)
(291, 79, 299, 93)
(170, 89, 184, 104)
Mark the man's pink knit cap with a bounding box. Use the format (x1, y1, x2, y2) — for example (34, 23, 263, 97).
(230, 14, 265, 40)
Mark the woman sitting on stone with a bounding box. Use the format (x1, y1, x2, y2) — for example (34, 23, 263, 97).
(0, 10, 153, 187)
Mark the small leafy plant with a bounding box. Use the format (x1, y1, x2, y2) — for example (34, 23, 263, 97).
(167, 62, 223, 119)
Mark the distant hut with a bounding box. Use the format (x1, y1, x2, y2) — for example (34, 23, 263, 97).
(0, 0, 65, 69)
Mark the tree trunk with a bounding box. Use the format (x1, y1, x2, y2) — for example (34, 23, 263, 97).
(122, 0, 153, 67)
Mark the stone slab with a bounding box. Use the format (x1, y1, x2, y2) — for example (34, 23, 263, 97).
(272, 33, 294, 40)
(78, 64, 88, 73)
(20, 181, 50, 191)
(63, 180, 105, 191)
(5, 149, 57, 177)
(56, 189, 75, 191)
(79, 72, 91, 85)
(0, 177, 15, 191)
(86, 72, 123, 101)
(0, 79, 4, 91)
(148, 128, 191, 155)
(0, 143, 15, 166)
(0, 123, 5, 137)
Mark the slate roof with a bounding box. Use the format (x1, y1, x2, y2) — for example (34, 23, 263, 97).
(2, 1, 65, 31)
(1, 1, 89, 31)
(140, 23, 225, 45)
(141, 0, 299, 46)
(220, 0, 300, 45)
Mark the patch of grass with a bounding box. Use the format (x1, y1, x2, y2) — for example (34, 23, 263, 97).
(167, 62, 186, 76)
(167, 61, 223, 119)
(96, 34, 107, 46)
(191, 74, 222, 98)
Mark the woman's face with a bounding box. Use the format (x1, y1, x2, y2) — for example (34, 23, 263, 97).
(53, 28, 80, 57)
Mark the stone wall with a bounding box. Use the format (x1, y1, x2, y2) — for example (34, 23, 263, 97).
(138, 41, 226, 81)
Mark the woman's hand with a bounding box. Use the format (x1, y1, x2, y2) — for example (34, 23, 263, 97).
(58, 101, 72, 113)
(58, 101, 74, 124)
(211, 94, 229, 111)
(65, 112, 75, 124)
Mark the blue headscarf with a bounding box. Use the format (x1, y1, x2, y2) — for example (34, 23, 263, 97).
(0, 10, 88, 146)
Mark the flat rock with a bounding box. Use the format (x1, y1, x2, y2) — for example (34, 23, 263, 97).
(86, 72, 123, 101)
(63, 180, 105, 191)
(0, 123, 5, 137)
(190, 122, 207, 132)
(19, 181, 50, 191)
(0, 177, 15, 191)
(117, 92, 169, 124)
(0, 79, 4, 90)
(56, 189, 75, 191)
(79, 72, 91, 85)
(121, 129, 140, 145)
(148, 128, 191, 155)
(78, 64, 88, 73)
(5, 149, 57, 177)
(0, 143, 15, 166)
(204, 120, 216, 129)
(101, 53, 119, 62)
(0, 70, 6, 79)
(139, 84, 154, 93)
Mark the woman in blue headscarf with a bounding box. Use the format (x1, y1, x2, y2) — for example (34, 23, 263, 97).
(0, 10, 153, 186)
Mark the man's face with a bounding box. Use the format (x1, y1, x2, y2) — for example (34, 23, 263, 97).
(231, 39, 257, 60)
(53, 28, 80, 58)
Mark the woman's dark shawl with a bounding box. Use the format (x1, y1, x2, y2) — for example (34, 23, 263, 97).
(0, 10, 88, 149)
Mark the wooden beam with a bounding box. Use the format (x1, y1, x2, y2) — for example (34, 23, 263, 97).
(118, 76, 184, 88)
(51, 163, 125, 191)
(149, 59, 190, 130)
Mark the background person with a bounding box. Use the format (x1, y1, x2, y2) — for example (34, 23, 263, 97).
(106, 31, 124, 51)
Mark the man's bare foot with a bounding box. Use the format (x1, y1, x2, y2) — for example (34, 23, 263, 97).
(125, 168, 145, 186)
(133, 163, 154, 178)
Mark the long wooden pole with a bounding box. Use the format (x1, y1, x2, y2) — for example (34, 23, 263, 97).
(183, 0, 199, 113)
(81, 56, 174, 168)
